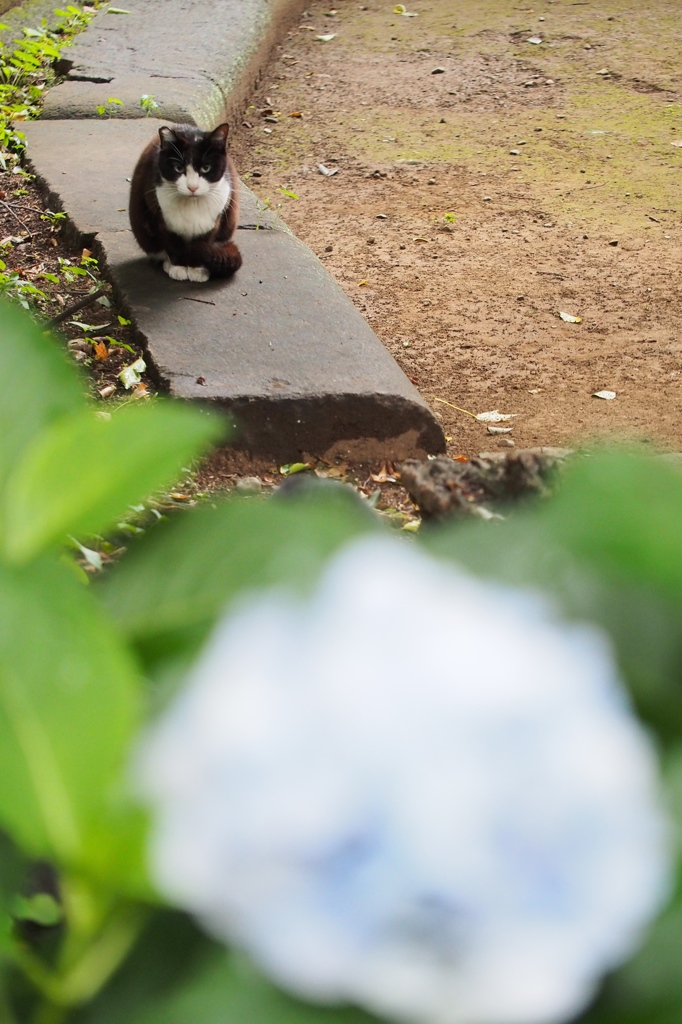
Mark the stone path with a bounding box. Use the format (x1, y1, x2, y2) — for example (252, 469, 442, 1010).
(22, 0, 444, 460)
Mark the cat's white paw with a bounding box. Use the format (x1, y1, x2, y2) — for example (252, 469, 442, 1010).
(186, 265, 210, 283)
(164, 261, 190, 281)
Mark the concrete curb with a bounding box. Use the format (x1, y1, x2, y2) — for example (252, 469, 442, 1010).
(20, 1, 445, 461)
(43, 0, 308, 127)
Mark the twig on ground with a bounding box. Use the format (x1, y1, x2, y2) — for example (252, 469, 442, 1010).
(0, 197, 32, 238)
(47, 287, 106, 326)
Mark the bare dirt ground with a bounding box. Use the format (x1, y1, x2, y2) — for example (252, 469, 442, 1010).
(232, 0, 682, 457)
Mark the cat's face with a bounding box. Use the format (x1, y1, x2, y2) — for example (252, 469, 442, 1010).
(157, 124, 230, 198)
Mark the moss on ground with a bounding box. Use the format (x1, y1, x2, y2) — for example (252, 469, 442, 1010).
(251, 0, 681, 234)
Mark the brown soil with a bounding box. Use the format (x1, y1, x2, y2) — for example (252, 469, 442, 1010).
(0, 169, 146, 400)
(232, 0, 682, 457)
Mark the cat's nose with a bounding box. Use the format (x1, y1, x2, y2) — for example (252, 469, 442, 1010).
(188, 184, 199, 194)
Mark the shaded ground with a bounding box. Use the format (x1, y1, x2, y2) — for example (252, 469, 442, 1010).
(232, 0, 682, 456)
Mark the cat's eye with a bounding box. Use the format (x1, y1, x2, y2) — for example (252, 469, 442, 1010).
(201, 164, 211, 174)
(171, 161, 184, 172)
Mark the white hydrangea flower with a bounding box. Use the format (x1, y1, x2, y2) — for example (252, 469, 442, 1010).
(138, 536, 670, 1024)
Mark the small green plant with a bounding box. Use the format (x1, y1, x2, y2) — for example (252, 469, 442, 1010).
(139, 93, 158, 115)
(40, 208, 67, 225)
(95, 96, 123, 117)
(443, 211, 456, 223)
(0, 258, 47, 308)
(0, 4, 102, 168)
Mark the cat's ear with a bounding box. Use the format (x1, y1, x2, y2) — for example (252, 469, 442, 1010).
(209, 123, 230, 149)
(158, 126, 178, 147)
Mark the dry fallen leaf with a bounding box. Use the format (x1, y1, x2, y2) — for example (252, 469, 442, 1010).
(316, 33, 336, 41)
(559, 311, 582, 323)
(93, 340, 108, 361)
(358, 280, 368, 286)
(592, 390, 616, 400)
(289, 111, 302, 118)
(371, 463, 397, 483)
(487, 425, 513, 435)
(475, 410, 516, 423)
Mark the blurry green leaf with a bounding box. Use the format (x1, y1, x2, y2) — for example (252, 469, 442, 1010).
(127, 952, 377, 1024)
(0, 299, 85, 497)
(3, 403, 223, 564)
(544, 453, 682, 607)
(0, 555, 146, 891)
(99, 490, 379, 640)
(0, 830, 26, 955)
(74, 912, 219, 1024)
(13, 892, 62, 927)
(279, 462, 311, 476)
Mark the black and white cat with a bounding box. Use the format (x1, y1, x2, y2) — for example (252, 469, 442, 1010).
(129, 122, 242, 282)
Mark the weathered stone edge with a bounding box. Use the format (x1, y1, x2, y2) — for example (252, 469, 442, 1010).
(42, 0, 310, 127)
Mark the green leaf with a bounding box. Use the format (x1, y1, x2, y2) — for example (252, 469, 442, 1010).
(126, 951, 377, 1024)
(0, 299, 85, 497)
(0, 555, 145, 891)
(543, 452, 682, 608)
(3, 402, 224, 564)
(0, 830, 26, 955)
(99, 489, 379, 641)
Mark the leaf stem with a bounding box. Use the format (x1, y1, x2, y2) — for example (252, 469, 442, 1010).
(431, 396, 477, 419)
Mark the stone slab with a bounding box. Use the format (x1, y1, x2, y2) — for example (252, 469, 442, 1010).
(22, 119, 445, 461)
(43, 0, 307, 127)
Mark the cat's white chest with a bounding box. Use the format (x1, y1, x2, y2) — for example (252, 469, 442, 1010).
(156, 178, 231, 240)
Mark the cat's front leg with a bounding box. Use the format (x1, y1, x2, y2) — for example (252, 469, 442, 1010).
(163, 259, 209, 283)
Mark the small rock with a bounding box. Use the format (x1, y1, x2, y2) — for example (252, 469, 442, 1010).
(325, 243, 333, 252)
(427, 177, 436, 184)
(483, 196, 492, 201)
(439, 117, 446, 123)
(236, 476, 263, 495)
(376, 213, 388, 219)
(196, 376, 207, 385)
(367, 237, 375, 244)
(509, 149, 520, 155)
(399, 243, 406, 249)
(432, 67, 446, 74)
(499, 438, 516, 447)
(251, 170, 262, 178)
(608, 239, 619, 246)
